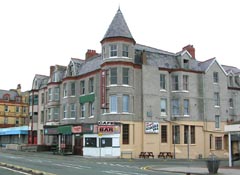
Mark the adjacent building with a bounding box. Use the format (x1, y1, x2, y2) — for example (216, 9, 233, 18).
(0, 84, 29, 145)
(29, 9, 240, 159)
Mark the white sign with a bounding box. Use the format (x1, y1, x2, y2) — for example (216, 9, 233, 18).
(145, 122, 159, 133)
(225, 124, 240, 132)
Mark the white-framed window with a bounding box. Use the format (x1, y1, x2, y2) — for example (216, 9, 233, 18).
(63, 83, 67, 97)
(183, 75, 188, 91)
(160, 74, 166, 90)
(110, 68, 117, 85)
(110, 44, 117, 57)
(5, 105, 8, 112)
(89, 78, 94, 93)
(89, 102, 94, 116)
(160, 98, 167, 116)
(70, 82, 75, 96)
(229, 76, 233, 86)
(102, 46, 107, 59)
(70, 103, 76, 118)
(229, 98, 234, 108)
(16, 106, 20, 113)
(184, 99, 189, 116)
(215, 115, 220, 128)
(48, 108, 52, 120)
(54, 87, 59, 101)
(80, 80, 85, 94)
(48, 88, 52, 101)
(172, 75, 179, 91)
(122, 95, 129, 113)
(213, 72, 219, 83)
(81, 104, 85, 118)
(215, 137, 222, 150)
(63, 104, 67, 118)
(171, 99, 179, 115)
(214, 92, 220, 106)
(53, 107, 59, 120)
(122, 44, 129, 57)
(110, 95, 117, 113)
(122, 68, 129, 85)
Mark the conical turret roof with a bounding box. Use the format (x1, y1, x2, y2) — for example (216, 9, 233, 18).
(102, 8, 135, 42)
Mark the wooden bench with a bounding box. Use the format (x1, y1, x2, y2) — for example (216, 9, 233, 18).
(158, 152, 173, 159)
(121, 151, 133, 159)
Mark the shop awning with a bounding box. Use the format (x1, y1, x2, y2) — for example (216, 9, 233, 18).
(0, 126, 29, 136)
(58, 125, 72, 135)
(79, 93, 95, 104)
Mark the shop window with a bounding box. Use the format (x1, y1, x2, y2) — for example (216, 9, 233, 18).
(122, 124, 129, 144)
(161, 125, 167, 143)
(100, 138, 112, 147)
(85, 138, 97, 147)
(215, 137, 222, 150)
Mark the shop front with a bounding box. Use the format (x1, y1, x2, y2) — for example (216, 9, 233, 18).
(83, 122, 121, 157)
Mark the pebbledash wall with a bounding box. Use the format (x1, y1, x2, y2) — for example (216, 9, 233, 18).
(29, 8, 240, 159)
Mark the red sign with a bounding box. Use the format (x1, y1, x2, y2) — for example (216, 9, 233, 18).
(100, 70, 106, 108)
(72, 126, 82, 133)
(98, 125, 120, 134)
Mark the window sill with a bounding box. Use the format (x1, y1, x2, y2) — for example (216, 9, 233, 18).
(160, 89, 167, 92)
(62, 118, 76, 120)
(88, 115, 94, 119)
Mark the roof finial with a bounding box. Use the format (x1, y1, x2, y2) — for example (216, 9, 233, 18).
(118, 4, 121, 12)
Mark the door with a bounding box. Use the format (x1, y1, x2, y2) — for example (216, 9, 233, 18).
(74, 135, 83, 155)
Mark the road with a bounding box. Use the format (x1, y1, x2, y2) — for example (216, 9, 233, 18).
(0, 166, 32, 175)
(0, 150, 176, 175)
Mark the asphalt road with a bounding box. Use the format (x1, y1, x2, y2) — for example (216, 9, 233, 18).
(0, 166, 32, 175)
(0, 150, 176, 175)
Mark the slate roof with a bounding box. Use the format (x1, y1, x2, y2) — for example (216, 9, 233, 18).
(102, 8, 134, 41)
(0, 89, 18, 100)
(198, 58, 215, 72)
(222, 65, 240, 74)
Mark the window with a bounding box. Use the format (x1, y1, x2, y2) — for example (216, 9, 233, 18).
(70, 82, 75, 96)
(16, 97, 21, 103)
(80, 80, 85, 94)
(210, 134, 213, 149)
(54, 87, 59, 101)
(81, 104, 85, 118)
(89, 102, 94, 116)
(48, 88, 52, 101)
(160, 98, 167, 116)
(213, 72, 219, 83)
(5, 105, 8, 112)
(184, 125, 189, 144)
(122, 44, 129, 57)
(48, 108, 52, 120)
(89, 78, 94, 93)
(215, 115, 220, 129)
(16, 106, 20, 113)
(160, 74, 166, 90)
(100, 138, 112, 147)
(34, 95, 38, 105)
(4, 117, 8, 124)
(184, 99, 189, 115)
(15, 118, 19, 125)
(172, 125, 180, 144)
(63, 83, 67, 97)
(229, 76, 233, 86)
(122, 95, 129, 113)
(183, 75, 188, 91)
(41, 111, 44, 123)
(23, 107, 27, 113)
(70, 104, 76, 118)
(53, 107, 59, 120)
(171, 99, 180, 115)
(85, 138, 97, 147)
(110, 68, 117, 85)
(183, 59, 189, 69)
(161, 125, 167, 143)
(122, 124, 129, 144)
(214, 92, 220, 106)
(3, 94, 9, 101)
(102, 46, 106, 59)
(172, 75, 179, 90)
(190, 126, 195, 144)
(110, 44, 117, 57)
(229, 98, 234, 108)
(110, 95, 117, 113)
(122, 68, 129, 85)
(215, 137, 222, 150)
(63, 104, 67, 118)
(41, 93, 44, 104)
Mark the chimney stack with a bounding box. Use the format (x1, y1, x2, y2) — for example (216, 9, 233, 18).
(50, 66, 55, 76)
(182, 45, 195, 59)
(85, 49, 97, 59)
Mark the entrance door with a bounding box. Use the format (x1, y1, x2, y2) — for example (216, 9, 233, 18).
(74, 135, 83, 155)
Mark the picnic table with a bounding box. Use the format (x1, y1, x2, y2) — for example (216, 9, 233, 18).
(158, 152, 173, 159)
(139, 152, 154, 159)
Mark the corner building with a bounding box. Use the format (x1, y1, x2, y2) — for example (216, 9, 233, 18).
(31, 9, 240, 159)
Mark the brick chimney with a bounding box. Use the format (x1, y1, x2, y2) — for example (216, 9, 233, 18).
(85, 49, 97, 59)
(50, 66, 55, 76)
(182, 45, 195, 59)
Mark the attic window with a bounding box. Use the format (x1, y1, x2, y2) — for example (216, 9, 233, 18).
(69, 65, 74, 76)
(183, 59, 189, 69)
(16, 97, 21, 103)
(3, 94, 9, 101)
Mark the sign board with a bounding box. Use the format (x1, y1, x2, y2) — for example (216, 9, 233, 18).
(145, 122, 159, 133)
(72, 126, 82, 133)
(224, 124, 240, 132)
(98, 125, 120, 134)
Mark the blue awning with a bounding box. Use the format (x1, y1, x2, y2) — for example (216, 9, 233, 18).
(0, 126, 29, 136)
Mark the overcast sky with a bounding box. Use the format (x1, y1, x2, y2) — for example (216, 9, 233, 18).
(1, 0, 239, 91)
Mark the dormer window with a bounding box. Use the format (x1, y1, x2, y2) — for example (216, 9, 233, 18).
(110, 44, 117, 57)
(229, 76, 233, 86)
(183, 59, 189, 69)
(69, 65, 74, 76)
(3, 94, 9, 101)
(122, 44, 129, 57)
(16, 96, 21, 103)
